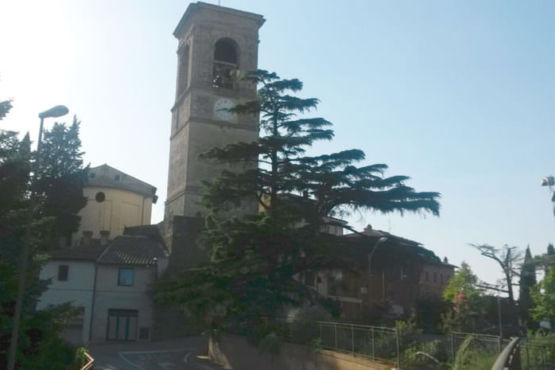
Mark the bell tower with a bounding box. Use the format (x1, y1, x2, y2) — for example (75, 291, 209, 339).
(165, 2, 264, 223)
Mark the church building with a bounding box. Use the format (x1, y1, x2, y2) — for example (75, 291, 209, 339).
(164, 2, 264, 258)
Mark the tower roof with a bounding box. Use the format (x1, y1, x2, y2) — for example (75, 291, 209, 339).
(87, 164, 157, 202)
(174, 1, 265, 38)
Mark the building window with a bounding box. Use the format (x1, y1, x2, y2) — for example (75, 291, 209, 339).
(177, 44, 190, 95)
(433, 272, 437, 283)
(95, 192, 105, 203)
(213, 38, 239, 89)
(139, 327, 150, 340)
(58, 265, 69, 281)
(425, 271, 429, 281)
(118, 268, 134, 286)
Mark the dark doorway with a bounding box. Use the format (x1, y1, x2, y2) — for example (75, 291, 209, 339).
(106, 309, 138, 341)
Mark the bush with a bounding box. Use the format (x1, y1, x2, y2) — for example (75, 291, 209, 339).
(402, 340, 448, 370)
(19, 335, 74, 370)
(452, 335, 497, 370)
(521, 330, 555, 368)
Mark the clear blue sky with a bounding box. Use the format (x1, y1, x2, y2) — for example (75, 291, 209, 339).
(1, 0, 553, 287)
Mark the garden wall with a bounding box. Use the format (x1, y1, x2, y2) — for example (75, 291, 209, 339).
(209, 335, 393, 370)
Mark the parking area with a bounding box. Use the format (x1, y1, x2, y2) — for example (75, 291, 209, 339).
(89, 336, 220, 370)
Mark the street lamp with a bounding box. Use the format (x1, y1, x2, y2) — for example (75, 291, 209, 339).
(7, 105, 69, 370)
(38, 105, 68, 152)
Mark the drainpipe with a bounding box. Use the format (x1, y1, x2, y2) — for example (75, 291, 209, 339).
(89, 263, 98, 343)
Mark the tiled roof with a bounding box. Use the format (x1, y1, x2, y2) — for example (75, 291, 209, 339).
(97, 235, 168, 266)
(87, 164, 157, 202)
(49, 244, 108, 262)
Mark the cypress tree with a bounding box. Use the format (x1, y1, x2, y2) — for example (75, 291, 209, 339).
(519, 246, 537, 328)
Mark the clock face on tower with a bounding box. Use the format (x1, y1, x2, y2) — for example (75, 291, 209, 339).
(213, 98, 237, 122)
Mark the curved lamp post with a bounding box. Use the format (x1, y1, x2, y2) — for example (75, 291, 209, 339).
(7, 105, 69, 370)
(38, 105, 69, 152)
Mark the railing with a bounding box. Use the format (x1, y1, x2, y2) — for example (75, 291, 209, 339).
(315, 321, 511, 369)
(449, 331, 506, 359)
(491, 337, 520, 370)
(317, 321, 400, 367)
(520, 335, 555, 370)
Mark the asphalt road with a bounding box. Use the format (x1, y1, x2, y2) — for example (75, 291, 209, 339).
(90, 337, 221, 370)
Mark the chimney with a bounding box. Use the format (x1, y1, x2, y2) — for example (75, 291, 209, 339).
(82, 231, 93, 246)
(363, 224, 372, 235)
(100, 230, 110, 245)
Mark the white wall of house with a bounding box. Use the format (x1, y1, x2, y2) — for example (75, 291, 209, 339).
(37, 260, 95, 345)
(90, 264, 156, 342)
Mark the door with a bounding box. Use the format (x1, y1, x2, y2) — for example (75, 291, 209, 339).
(106, 309, 138, 341)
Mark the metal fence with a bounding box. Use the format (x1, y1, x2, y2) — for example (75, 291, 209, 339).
(314, 321, 511, 369)
(520, 336, 555, 370)
(317, 321, 400, 366)
(448, 331, 506, 359)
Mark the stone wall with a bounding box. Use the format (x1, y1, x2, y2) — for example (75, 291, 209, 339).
(209, 335, 393, 370)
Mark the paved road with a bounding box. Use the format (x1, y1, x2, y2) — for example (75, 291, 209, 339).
(90, 337, 221, 370)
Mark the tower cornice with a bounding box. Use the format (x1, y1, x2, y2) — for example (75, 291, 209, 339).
(173, 1, 265, 39)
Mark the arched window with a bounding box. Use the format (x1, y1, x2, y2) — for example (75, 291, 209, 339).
(213, 38, 239, 89)
(177, 44, 190, 95)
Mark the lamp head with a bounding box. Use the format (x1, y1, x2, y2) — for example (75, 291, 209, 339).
(541, 176, 554, 187)
(38, 105, 69, 119)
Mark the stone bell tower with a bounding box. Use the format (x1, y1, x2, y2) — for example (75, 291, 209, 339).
(165, 2, 264, 225)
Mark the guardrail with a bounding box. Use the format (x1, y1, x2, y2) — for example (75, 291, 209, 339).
(491, 337, 520, 370)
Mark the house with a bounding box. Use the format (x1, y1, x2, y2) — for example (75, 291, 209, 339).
(38, 228, 168, 344)
(302, 225, 454, 320)
(36, 243, 106, 344)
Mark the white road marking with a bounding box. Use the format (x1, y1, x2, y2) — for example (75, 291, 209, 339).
(118, 352, 146, 370)
(118, 348, 196, 369)
(119, 348, 195, 355)
(158, 362, 176, 369)
(183, 352, 192, 363)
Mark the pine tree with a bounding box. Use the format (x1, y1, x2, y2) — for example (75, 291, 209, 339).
(519, 246, 537, 328)
(33, 117, 88, 246)
(1, 98, 86, 367)
(157, 71, 441, 333)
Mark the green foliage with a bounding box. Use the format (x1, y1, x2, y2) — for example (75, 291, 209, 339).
(521, 330, 555, 368)
(443, 262, 481, 303)
(157, 70, 440, 337)
(402, 340, 448, 370)
(33, 117, 88, 246)
(452, 335, 497, 370)
(68, 347, 90, 370)
(519, 246, 537, 328)
(0, 95, 85, 368)
(441, 262, 484, 332)
(396, 319, 420, 352)
(531, 266, 555, 322)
